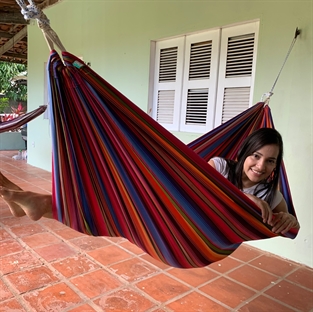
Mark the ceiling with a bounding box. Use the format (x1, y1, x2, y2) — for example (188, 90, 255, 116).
(0, 0, 61, 65)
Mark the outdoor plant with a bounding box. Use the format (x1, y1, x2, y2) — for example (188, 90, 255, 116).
(11, 102, 26, 115)
(1, 103, 26, 129)
(0, 97, 9, 113)
(0, 62, 27, 102)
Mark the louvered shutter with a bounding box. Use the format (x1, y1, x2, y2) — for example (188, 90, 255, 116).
(152, 38, 185, 130)
(222, 87, 251, 122)
(214, 22, 259, 127)
(180, 31, 219, 133)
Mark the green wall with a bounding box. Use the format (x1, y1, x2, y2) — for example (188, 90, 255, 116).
(27, 0, 312, 267)
(0, 132, 26, 150)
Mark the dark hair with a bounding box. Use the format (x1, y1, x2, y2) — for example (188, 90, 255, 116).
(226, 128, 283, 205)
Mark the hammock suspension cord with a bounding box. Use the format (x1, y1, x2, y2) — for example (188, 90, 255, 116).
(15, 0, 66, 52)
(261, 27, 301, 104)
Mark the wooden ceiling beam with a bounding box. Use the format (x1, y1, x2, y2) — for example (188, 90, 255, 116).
(0, 12, 29, 25)
(0, 31, 27, 41)
(0, 57, 26, 65)
(0, 26, 27, 57)
(39, 0, 60, 10)
(2, 52, 27, 60)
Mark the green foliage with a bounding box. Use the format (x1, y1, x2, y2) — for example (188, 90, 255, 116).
(0, 97, 9, 113)
(0, 62, 27, 101)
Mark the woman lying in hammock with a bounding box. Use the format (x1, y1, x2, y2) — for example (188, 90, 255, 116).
(0, 128, 299, 234)
(208, 128, 299, 234)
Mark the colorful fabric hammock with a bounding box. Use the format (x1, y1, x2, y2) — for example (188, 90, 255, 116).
(48, 50, 298, 268)
(0, 106, 46, 133)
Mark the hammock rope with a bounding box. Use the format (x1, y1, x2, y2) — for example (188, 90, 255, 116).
(261, 27, 300, 104)
(16, 1, 299, 268)
(16, 0, 66, 52)
(269, 27, 301, 95)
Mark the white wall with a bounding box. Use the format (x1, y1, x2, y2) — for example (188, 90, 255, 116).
(27, 0, 312, 267)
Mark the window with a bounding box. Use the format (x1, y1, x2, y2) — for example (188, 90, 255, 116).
(149, 21, 259, 133)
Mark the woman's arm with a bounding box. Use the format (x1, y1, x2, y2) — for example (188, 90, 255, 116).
(209, 159, 273, 224)
(208, 159, 273, 225)
(243, 193, 273, 225)
(208, 159, 299, 234)
(243, 195, 300, 234)
(271, 198, 300, 234)
(208, 159, 216, 169)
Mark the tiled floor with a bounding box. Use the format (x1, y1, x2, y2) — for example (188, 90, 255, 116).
(0, 150, 312, 312)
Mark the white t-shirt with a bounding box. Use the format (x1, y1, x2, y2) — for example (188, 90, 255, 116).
(211, 157, 282, 210)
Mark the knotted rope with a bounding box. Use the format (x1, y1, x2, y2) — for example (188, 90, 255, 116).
(15, 0, 66, 52)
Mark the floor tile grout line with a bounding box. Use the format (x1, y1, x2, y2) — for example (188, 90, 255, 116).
(2, 220, 311, 312)
(65, 269, 168, 311)
(81, 248, 234, 311)
(223, 273, 303, 312)
(1, 166, 52, 180)
(1, 224, 312, 312)
(1, 152, 312, 311)
(0, 274, 35, 311)
(233, 291, 302, 312)
(230, 246, 313, 273)
(0, 220, 103, 309)
(0, 164, 53, 194)
(25, 225, 172, 310)
(214, 255, 313, 293)
(0, 221, 131, 311)
(107, 245, 237, 310)
(23, 246, 130, 312)
(0, 229, 276, 307)
(242, 262, 313, 292)
(61, 302, 103, 312)
(131, 274, 234, 311)
(282, 266, 313, 291)
(145, 306, 173, 312)
(256, 292, 302, 312)
(156, 285, 233, 311)
(96, 238, 231, 299)
(60, 299, 121, 312)
(0, 246, 299, 312)
(34, 232, 228, 311)
(127, 249, 308, 312)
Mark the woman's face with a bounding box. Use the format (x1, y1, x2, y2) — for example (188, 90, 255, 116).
(242, 144, 279, 188)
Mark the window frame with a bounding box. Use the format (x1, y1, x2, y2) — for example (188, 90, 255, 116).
(149, 20, 259, 134)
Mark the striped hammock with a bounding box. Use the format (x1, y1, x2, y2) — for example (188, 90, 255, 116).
(48, 50, 298, 268)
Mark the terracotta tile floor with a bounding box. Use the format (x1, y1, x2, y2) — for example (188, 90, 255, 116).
(0, 151, 312, 312)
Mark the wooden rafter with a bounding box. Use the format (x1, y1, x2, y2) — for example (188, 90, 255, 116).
(0, 12, 29, 25)
(0, 31, 27, 41)
(3, 52, 27, 60)
(38, 0, 61, 10)
(0, 26, 27, 57)
(0, 0, 63, 64)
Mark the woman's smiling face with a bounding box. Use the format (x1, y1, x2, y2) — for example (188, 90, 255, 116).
(242, 144, 279, 188)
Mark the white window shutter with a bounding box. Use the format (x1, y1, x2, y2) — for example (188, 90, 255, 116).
(180, 30, 220, 133)
(214, 22, 259, 127)
(222, 87, 251, 123)
(152, 38, 185, 131)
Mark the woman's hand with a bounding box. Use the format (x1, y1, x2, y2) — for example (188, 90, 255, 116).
(272, 198, 300, 234)
(244, 193, 273, 225)
(271, 212, 299, 234)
